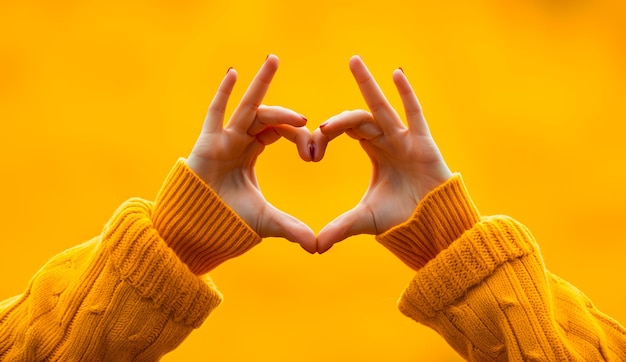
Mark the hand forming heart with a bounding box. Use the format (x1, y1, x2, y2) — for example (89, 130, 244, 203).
(186, 54, 453, 256)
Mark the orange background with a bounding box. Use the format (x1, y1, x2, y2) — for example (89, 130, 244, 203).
(1, 0, 625, 360)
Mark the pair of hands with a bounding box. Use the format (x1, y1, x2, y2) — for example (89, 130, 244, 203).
(186, 55, 453, 254)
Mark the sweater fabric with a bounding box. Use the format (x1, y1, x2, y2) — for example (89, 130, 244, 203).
(376, 174, 626, 361)
(0, 161, 624, 361)
(0, 160, 260, 361)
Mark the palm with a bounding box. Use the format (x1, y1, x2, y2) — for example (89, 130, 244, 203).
(359, 139, 411, 227)
(317, 56, 452, 252)
(187, 56, 318, 253)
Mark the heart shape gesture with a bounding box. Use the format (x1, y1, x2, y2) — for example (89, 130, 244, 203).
(186, 54, 452, 258)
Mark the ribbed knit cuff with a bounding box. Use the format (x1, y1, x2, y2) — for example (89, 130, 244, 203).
(103, 198, 222, 328)
(375, 174, 481, 271)
(397, 215, 536, 321)
(152, 159, 262, 275)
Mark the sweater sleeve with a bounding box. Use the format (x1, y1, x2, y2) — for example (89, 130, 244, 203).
(0, 159, 260, 361)
(376, 174, 626, 361)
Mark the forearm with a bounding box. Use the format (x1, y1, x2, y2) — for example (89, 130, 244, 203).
(0, 199, 221, 360)
(0, 159, 259, 361)
(377, 176, 626, 360)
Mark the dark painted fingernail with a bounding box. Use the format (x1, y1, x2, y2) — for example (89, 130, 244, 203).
(226, 66, 233, 74)
(398, 67, 404, 74)
(309, 143, 316, 160)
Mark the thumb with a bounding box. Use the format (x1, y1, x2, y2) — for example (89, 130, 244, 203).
(317, 206, 375, 253)
(262, 204, 317, 254)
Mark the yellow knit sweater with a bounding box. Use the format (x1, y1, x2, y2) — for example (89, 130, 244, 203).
(1, 160, 624, 360)
(376, 174, 626, 360)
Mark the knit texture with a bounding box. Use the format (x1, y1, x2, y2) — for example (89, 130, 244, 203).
(0, 159, 256, 361)
(378, 175, 626, 360)
(2, 164, 625, 360)
(153, 159, 262, 275)
(376, 174, 480, 271)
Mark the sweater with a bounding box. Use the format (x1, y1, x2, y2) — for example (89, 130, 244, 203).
(376, 175, 626, 360)
(0, 160, 261, 361)
(1, 160, 624, 360)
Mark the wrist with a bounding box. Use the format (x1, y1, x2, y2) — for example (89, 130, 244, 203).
(185, 154, 212, 188)
(152, 159, 261, 275)
(376, 174, 480, 270)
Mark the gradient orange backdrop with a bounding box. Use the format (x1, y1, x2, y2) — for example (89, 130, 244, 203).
(1, 0, 625, 361)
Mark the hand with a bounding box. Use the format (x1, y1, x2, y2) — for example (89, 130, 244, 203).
(186, 55, 318, 253)
(317, 56, 453, 253)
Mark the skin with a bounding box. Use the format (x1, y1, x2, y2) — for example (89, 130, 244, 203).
(316, 55, 453, 253)
(186, 55, 322, 254)
(185, 54, 452, 254)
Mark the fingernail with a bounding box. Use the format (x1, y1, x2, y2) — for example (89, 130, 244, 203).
(309, 143, 316, 160)
(398, 67, 404, 74)
(226, 66, 233, 74)
(319, 121, 328, 128)
(300, 115, 308, 122)
(265, 54, 271, 62)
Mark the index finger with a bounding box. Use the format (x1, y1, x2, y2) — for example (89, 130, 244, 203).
(226, 54, 280, 132)
(349, 55, 404, 134)
(201, 68, 238, 133)
(255, 124, 315, 161)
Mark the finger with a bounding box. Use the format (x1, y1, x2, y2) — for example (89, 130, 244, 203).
(202, 68, 238, 133)
(318, 110, 382, 142)
(263, 205, 318, 254)
(349, 55, 404, 134)
(247, 105, 307, 136)
(317, 206, 375, 253)
(310, 128, 329, 162)
(256, 125, 314, 161)
(392, 68, 431, 136)
(226, 54, 280, 132)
